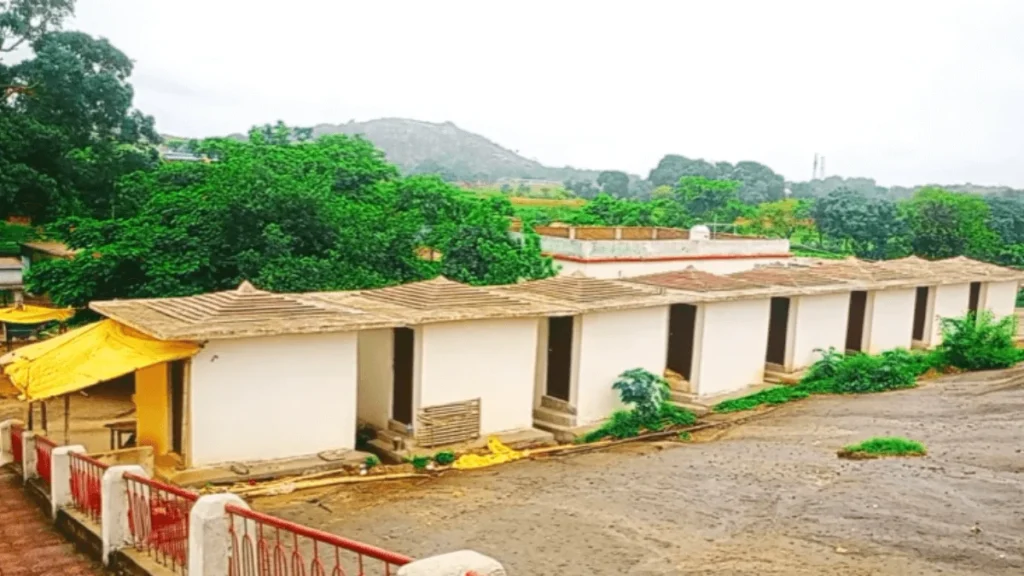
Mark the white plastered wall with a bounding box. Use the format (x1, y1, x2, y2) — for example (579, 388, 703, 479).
(862, 288, 915, 354)
(418, 318, 539, 435)
(189, 332, 358, 467)
(574, 307, 669, 426)
(926, 283, 970, 345)
(978, 280, 1019, 320)
(554, 257, 788, 279)
(691, 299, 771, 397)
(786, 292, 851, 371)
(356, 329, 393, 430)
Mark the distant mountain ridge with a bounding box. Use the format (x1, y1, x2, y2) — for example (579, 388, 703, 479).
(188, 118, 1022, 198)
(226, 118, 605, 183)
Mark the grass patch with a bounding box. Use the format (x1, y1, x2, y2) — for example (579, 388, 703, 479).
(713, 386, 810, 413)
(838, 436, 926, 459)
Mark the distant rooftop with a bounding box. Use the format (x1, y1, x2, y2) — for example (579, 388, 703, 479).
(21, 241, 79, 258)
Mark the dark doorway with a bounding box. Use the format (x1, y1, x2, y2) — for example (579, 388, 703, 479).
(545, 316, 574, 401)
(666, 304, 698, 380)
(392, 328, 415, 425)
(765, 297, 791, 365)
(169, 360, 186, 455)
(846, 291, 868, 352)
(912, 287, 929, 341)
(968, 282, 981, 315)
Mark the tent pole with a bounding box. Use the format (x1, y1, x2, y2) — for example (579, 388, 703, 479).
(63, 394, 70, 445)
(40, 400, 47, 435)
(27, 401, 33, 430)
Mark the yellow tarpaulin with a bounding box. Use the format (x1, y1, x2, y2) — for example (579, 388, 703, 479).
(0, 304, 74, 325)
(453, 437, 527, 470)
(3, 319, 199, 402)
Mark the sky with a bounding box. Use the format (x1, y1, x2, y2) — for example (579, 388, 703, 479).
(69, 0, 1024, 187)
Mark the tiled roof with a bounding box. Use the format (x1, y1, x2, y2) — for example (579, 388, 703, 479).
(729, 265, 847, 288)
(310, 277, 568, 324)
(91, 281, 400, 340)
(628, 269, 767, 293)
(497, 273, 671, 312)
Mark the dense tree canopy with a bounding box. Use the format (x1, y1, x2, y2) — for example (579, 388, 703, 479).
(1, 0, 157, 223)
(27, 132, 554, 306)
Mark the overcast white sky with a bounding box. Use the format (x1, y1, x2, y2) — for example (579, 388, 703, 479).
(70, 0, 1024, 186)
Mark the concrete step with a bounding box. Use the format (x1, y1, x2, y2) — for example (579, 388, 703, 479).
(666, 400, 710, 417)
(533, 405, 576, 428)
(664, 389, 711, 417)
(764, 370, 803, 385)
(531, 418, 578, 444)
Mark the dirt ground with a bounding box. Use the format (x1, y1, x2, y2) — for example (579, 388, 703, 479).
(256, 368, 1024, 576)
(0, 375, 134, 453)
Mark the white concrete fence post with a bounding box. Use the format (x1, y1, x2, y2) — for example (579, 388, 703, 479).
(50, 445, 86, 519)
(21, 430, 36, 483)
(0, 419, 23, 466)
(396, 550, 507, 576)
(101, 464, 146, 566)
(188, 493, 250, 576)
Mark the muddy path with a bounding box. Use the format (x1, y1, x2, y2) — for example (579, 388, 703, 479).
(257, 368, 1024, 575)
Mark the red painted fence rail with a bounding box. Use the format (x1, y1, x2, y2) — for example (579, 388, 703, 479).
(69, 452, 108, 523)
(10, 423, 23, 465)
(225, 503, 414, 576)
(35, 435, 58, 489)
(124, 472, 199, 574)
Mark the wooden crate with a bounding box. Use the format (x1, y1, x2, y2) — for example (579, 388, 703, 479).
(415, 399, 481, 447)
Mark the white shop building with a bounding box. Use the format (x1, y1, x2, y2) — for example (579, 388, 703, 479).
(307, 278, 564, 452)
(510, 224, 792, 279)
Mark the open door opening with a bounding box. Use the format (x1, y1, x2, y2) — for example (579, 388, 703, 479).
(169, 360, 186, 455)
(545, 316, 573, 401)
(392, 327, 414, 425)
(846, 291, 868, 352)
(765, 297, 790, 366)
(666, 304, 697, 380)
(968, 282, 981, 315)
(912, 287, 929, 341)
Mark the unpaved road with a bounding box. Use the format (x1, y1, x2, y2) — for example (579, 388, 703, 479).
(258, 368, 1024, 575)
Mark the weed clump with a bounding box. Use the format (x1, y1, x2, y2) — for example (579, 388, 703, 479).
(838, 436, 926, 459)
(410, 455, 431, 470)
(714, 386, 810, 413)
(433, 450, 456, 466)
(363, 455, 380, 469)
(934, 311, 1023, 371)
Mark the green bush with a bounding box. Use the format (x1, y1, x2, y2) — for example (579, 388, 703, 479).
(821, 349, 923, 394)
(612, 368, 669, 421)
(410, 455, 432, 470)
(841, 436, 926, 457)
(580, 402, 697, 443)
(433, 450, 456, 466)
(934, 311, 1022, 371)
(364, 455, 380, 469)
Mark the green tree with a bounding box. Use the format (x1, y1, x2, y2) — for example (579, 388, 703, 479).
(675, 176, 741, 223)
(27, 130, 553, 306)
(812, 188, 908, 259)
(744, 198, 814, 239)
(596, 170, 629, 197)
(0, 0, 158, 223)
(902, 188, 998, 260)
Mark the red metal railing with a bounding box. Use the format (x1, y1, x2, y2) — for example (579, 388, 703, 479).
(225, 504, 414, 576)
(124, 473, 199, 574)
(69, 453, 108, 523)
(35, 435, 57, 489)
(10, 424, 23, 465)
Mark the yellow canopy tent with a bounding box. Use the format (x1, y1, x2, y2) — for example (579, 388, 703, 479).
(3, 319, 199, 402)
(0, 304, 74, 325)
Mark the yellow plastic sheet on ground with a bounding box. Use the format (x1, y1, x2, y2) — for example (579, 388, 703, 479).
(0, 304, 74, 325)
(3, 319, 199, 401)
(453, 437, 528, 470)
